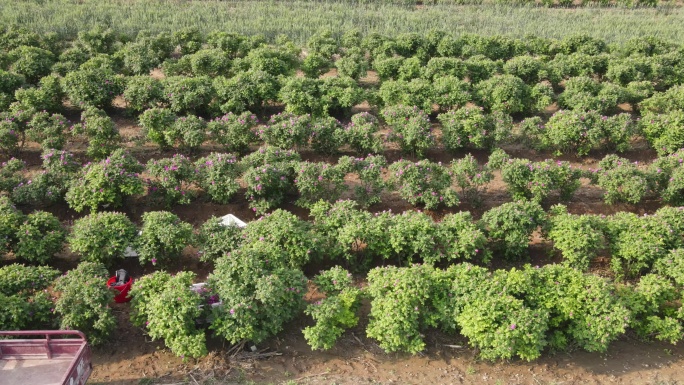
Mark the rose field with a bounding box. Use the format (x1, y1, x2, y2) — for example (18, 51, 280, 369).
(1, 9, 684, 384)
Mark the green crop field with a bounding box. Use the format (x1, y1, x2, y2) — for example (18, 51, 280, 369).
(2, 2, 684, 382)
(2, 0, 684, 44)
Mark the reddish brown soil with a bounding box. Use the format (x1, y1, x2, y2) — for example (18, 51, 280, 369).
(4, 106, 682, 385)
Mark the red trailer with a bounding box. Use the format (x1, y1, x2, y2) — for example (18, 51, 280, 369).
(0, 330, 92, 385)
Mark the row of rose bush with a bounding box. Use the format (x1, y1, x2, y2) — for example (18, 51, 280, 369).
(5, 99, 683, 171)
(147, 97, 684, 159)
(4, 190, 684, 285)
(3, 144, 684, 217)
(0, 199, 194, 267)
(4, 66, 677, 123)
(7, 248, 680, 362)
(55, 63, 684, 117)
